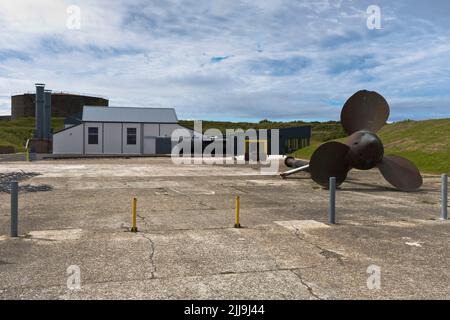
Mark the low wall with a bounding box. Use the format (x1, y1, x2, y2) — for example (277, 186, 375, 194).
(0, 146, 15, 154)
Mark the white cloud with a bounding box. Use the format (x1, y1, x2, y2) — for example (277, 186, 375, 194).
(0, 0, 449, 120)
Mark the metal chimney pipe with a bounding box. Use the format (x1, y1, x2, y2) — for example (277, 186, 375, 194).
(35, 83, 45, 138)
(44, 90, 52, 139)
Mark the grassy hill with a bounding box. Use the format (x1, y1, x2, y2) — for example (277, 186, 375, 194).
(0, 117, 65, 152)
(292, 119, 450, 174)
(181, 118, 449, 173)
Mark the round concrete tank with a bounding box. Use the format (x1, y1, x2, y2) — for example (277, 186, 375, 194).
(11, 92, 109, 119)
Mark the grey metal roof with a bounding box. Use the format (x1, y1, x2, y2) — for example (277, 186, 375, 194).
(82, 106, 178, 123)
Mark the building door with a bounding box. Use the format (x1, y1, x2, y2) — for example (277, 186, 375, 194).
(84, 123, 103, 154)
(156, 137, 172, 154)
(122, 124, 141, 154)
(144, 137, 156, 154)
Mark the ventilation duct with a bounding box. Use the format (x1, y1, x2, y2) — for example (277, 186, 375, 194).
(44, 89, 52, 139)
(34, 83, 45, 138)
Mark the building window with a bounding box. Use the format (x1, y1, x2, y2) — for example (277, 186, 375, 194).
(88, 127, 98, 145)
(127, 127, 137, 145)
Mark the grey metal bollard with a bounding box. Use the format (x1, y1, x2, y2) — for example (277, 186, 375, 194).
(11, 181, 18, 237)
(442, 174, 448, 220)
(329, 177, 336, 224)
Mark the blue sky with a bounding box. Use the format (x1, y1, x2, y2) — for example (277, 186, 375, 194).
(0, 0, 449, 121)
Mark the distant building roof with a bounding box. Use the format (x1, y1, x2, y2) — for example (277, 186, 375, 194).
(82, 106, 178, 123)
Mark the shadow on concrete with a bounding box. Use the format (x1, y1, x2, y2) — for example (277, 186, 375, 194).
(0, 171, 53, 193)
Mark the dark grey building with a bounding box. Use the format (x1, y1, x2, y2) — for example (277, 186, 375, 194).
(195, 126, 311, 158)
(278, 126, 311, 154)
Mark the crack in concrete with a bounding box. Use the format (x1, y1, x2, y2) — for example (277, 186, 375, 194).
(140, 233, 156, 279)
(290, 269, 323, 300)
(216, 265, 323, 276)
(229, 186, 249, 194)
(268, 226, 330, 300)
(136, 214, 157, 279)
(129, 217, 331, 299)
(0, 265, 327, 293)
(168, 190, 215, 210)
(292, 226, 344, 265)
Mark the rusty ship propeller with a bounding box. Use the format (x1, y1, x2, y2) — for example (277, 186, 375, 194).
(281, 90, 423, 192)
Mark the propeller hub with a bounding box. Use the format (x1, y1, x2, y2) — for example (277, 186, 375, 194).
(346, 131, 384, 170)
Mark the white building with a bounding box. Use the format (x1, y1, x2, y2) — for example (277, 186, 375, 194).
(53, 106, 198, 155)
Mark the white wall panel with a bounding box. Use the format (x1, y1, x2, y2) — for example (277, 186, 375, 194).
(103, 123, 122, 154)
(52, 124, 83, 154)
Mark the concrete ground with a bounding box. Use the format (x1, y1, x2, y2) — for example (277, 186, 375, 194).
(0, 157, 448, 299)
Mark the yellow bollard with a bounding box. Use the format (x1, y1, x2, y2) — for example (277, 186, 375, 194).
(131, 197, 138, 232)
(234, 195, 241, 228)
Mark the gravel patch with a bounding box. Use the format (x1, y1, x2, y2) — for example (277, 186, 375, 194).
(0, 171, 52, 193)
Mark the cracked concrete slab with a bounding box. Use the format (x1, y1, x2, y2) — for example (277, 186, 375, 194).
(0, 158, 449, 299)
(2, 270, 314, 300)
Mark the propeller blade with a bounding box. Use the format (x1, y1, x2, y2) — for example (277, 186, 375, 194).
(340, 90, 390, 135)
(309, 141, 350, 188)
(377, 155, 423, 191)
